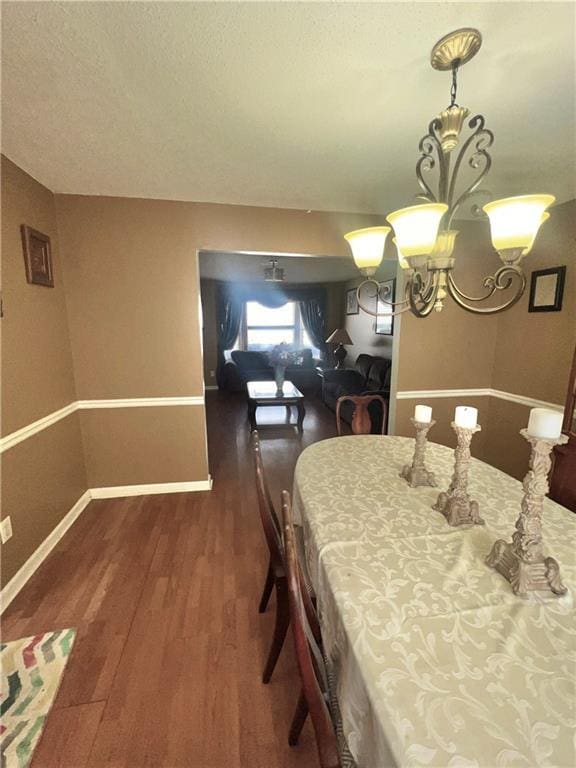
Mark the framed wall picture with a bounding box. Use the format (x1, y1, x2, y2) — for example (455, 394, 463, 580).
(375, 278, 395, 335)
(528, 266, 566, 312)
(21, 225, 54, 287)
(346, 287, 359, 315)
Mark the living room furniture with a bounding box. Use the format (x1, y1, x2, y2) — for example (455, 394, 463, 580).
(325, 328, 353, 369)
(246, 381, 306, 433)
(336, 394, 387, 436)
(251, 431, 289, 684)
(292, 435, 575, 768)
(223, 349, 320, 393)
(321, 354, 391, 433)
(550, 342, 576, 512)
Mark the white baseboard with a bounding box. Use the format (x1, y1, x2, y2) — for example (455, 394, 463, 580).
(0, 490, 92, 613)
(204, 385, 218, 391)
(0, 477, 213, 613)
(89, 478, 213, 498)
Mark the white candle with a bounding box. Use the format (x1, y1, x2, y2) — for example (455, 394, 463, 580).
(527, 408, 563, 439)
(414, 405, 432, 423)
(454, 406, 478, 429)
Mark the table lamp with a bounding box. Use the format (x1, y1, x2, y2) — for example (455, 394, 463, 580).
(326, 328, 353, 369)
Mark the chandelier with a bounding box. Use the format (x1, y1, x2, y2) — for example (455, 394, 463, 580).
(345, 28, 554, 318)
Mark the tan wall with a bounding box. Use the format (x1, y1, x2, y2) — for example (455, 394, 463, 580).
(396, 220, 499, 392)
(55, 195, 379, 487)
(80, 408, 208, 488)
(491, 200, 575, 405)
(1, 157, 78, 433)
(1, 157, 87, 584)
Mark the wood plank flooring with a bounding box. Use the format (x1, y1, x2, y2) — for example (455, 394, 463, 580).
(2, 391, 340, 767)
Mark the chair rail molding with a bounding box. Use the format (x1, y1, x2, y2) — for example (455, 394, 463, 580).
(396, 388, 563, 412)
(0, 396, 206, 453)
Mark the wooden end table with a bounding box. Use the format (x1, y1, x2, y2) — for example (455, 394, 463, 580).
(246, 380, 306, 433)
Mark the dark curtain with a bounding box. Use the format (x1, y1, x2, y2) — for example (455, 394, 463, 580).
(299, 296, 327, 359)
(215, 282, 328, 386)
(216, 285, 243, 388)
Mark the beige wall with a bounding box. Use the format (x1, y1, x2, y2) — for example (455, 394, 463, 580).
(394, 201, 575, 480)
(54, 194, 379, 489)
(1, 157, 87, 584)
(491, 200, 575, 405)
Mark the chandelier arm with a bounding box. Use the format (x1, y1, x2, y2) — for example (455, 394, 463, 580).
(416, 118, 446, 202)
(445, 114, 494, 224)
(355, 280, 411, 317)
(408, 271, 440, 318)
(447, 266, 527, 315)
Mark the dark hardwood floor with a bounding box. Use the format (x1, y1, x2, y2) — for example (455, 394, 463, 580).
(3, 390, 339, 767)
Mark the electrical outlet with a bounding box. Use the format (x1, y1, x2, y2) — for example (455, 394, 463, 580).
(0, 516, 13, 544)
(210, 370, 215, 378)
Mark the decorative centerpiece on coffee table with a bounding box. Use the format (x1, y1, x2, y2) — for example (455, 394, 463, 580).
(434, 406, 484, 526)
(486, 408, 568, 597)
(401, 405, 437, 487)
(269, 343, 297, 395)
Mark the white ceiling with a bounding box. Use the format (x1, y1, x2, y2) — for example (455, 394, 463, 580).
(2, 2, 575, 214)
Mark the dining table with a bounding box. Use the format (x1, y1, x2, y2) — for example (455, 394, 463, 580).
(292, 435, 576, 768)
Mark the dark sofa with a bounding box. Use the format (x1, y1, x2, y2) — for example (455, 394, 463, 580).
(223, 349, 320, 393)
(321, 354, 391, 433)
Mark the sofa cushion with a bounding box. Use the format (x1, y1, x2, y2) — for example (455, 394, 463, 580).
(231, 350, 270, 370)
(366, 358, 392, 391)
(354, 354, 374, 380)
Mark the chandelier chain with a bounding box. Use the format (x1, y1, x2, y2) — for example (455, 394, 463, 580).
(450, 59, 460, 107)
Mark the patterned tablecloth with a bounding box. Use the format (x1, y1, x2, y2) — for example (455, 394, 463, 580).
(293, 435, 576, 768)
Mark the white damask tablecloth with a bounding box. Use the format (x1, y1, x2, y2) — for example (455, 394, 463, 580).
(293, 435, 576, 768)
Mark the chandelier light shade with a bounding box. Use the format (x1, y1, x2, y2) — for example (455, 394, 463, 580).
(393, 238, 411, 271)
(482, 195, 555, 259)
(345, 28, 555, 319)
(386, 203, 449, 259)
(344, 226, 391, 275)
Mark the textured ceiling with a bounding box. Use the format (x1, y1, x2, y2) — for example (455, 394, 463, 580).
(2, 2, 575, 214)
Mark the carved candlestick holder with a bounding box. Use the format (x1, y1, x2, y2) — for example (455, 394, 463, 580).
(486, 429, 568, 597)
(401, 419, 437, 487)
(433, 422, 484, 526)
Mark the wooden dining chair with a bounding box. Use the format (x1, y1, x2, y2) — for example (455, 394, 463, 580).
(281, 490, 356, 768)
(336, 394, 388, 436)
(251, 431, 289, 684)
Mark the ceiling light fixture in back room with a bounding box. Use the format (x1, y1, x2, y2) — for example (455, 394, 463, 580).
(344, 28, 555, 318)
(263, 258, 285, 282)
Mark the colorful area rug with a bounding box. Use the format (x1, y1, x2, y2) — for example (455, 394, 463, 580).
(1, 629, 75, 768)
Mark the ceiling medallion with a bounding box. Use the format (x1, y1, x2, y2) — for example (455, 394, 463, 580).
(345, 29, 554, 319)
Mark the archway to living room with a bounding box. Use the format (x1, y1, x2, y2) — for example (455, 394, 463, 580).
(198, 248, 400, 487)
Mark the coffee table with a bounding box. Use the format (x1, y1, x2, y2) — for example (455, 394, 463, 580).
(246, 380, 306, 433)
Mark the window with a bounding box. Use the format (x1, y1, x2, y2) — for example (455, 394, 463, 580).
(238, 301, 319, 355)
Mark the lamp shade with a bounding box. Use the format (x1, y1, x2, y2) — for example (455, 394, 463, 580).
(392, 238, 411, 270)
(386, 203, 448, 258)
(326, 328, 353, 345)
(482, 195, 555, 255)
(344, 227, 391, 274)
